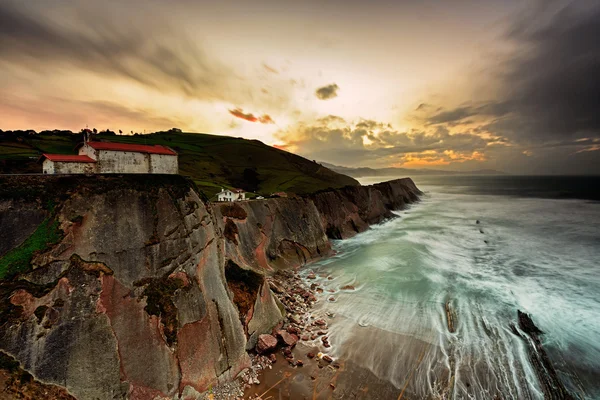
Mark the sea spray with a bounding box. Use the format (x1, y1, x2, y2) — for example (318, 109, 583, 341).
(305, 181, 600, 399)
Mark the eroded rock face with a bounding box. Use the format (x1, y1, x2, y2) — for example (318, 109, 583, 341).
(0, 176, 255, 399)
(0, 175, 421, 399)
(212, 198, 332, 271)
(310, 178, 421, 239)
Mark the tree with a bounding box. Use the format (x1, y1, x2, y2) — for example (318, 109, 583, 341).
(119, 130, 122, 134)
(93, 128, 97, 134)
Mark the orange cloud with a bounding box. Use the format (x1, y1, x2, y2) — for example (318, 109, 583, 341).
(228, 108, 275, 124)
(395, 150, 486, 168)
(258, 115, 274, 124)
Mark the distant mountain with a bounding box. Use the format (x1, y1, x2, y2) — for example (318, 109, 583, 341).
(321, 162, 506, 178)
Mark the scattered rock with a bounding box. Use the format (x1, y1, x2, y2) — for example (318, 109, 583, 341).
(476, 220, 480, 224)
(268, 354, 277, 363)
(315, 319, 327, 326)
(322, 355, 333, 363)
(269, 281, 284, 294)
(340, 284, 355, 290)
(328, 296, 335, 302)
(307, 273, 316, 279)
(307, 352, 315, 359)
(327, 276, 333, 280)
(277, 330, 299, 347)
(256, 334, 278, 354)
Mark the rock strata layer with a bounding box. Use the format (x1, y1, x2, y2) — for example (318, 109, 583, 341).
(0, 174, 420, 399)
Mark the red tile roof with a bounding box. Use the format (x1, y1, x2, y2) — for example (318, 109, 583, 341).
(41, 154, 96, 163)
(85, 142, 177, 155)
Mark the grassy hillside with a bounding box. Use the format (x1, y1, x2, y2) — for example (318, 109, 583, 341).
(0, 130, 359, 197)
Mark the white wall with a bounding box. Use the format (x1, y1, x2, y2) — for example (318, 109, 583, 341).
(43, 160, 96, 174)
(217, 191, 245, 201)
(96, 150, 149, 173)
(78, 144, 98, 160)
(42, 159, 54, 174)
(149, 153, 178, 174)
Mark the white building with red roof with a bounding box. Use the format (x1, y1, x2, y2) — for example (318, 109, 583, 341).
(40, 141, 178, 174)
(216, 188, 246, 202)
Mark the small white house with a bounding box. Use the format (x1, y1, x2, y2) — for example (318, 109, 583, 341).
(216, 188, 246, 202)
(40, 141, 178, 174)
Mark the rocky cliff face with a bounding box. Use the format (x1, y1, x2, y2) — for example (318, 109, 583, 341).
(0, 175, 420, 399)
(310, 178, 422, 239)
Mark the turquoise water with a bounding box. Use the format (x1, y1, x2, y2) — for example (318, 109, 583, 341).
(304, 177, 600, 399)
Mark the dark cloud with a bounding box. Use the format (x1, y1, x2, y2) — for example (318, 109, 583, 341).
(500, 3, 600, 141)
(0, 1, 241, 101)
(422, 2, 600, 145)
(315, 83, 339, 100)
(229, 108, 275, 124)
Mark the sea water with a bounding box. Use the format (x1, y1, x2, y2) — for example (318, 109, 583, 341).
(304, 176, 600, 399)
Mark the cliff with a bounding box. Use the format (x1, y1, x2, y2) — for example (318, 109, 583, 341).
(0, 175, 420, 399)
(310, 178, 422, 239)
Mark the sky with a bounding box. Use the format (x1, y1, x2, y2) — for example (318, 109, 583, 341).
(1, 0, 599, 174)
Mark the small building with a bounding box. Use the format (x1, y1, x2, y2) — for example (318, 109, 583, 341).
(40, 141, 178, 174)
(39, 154, 97, 175)
(216, 188, 246, 202)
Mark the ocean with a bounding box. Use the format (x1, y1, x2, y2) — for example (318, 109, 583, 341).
(304, 175, 600, 399)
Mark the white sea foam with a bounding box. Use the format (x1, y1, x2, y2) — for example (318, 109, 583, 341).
(308, 185, 600, 399)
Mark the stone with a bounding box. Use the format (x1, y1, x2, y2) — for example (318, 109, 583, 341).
(340, 285, 355, 290)
(307, 273, 317, 279)
(256, 334, 278, 354)
(322, 355, 333, 363)
(286, 326, 300, 334)
(307, 352, 315, 359)
(277, 330, 299, 347)
(268, 354, 277, 363)
(315, 319, 327, 326)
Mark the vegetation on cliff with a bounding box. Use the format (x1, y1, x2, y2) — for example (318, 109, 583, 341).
(0, 202, 62, 279)
(0, 130, 359, 197)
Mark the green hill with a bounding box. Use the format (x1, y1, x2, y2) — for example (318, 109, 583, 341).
(0, 130, 359, 197)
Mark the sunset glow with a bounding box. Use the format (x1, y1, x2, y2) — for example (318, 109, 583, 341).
(1, 0, 599, 174)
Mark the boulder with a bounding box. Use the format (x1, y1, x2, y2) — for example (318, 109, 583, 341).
(277, 330, 299, 347)
(256, 334, 278, 354)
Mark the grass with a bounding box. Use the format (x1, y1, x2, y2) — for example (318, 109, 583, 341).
(0, 207, 62, 279)
(0, 130, 359, 197)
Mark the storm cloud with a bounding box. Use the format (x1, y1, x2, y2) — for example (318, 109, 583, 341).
(423, 2, 600, 145)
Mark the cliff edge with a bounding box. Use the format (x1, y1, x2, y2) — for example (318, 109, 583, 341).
(0, 175, 420, 399)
